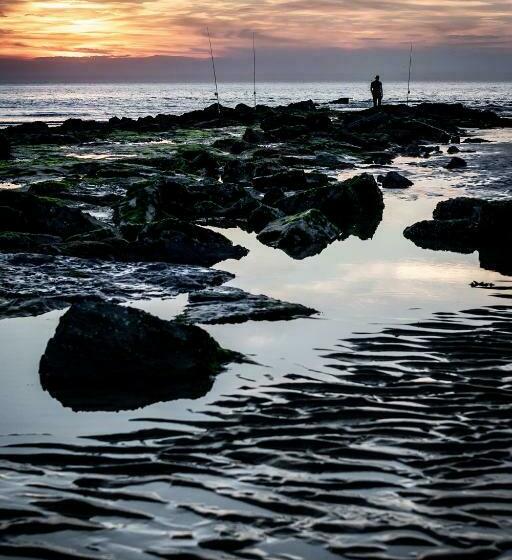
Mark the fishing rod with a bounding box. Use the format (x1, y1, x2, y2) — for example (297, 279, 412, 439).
(207, 27, 221, 116)
(406, 43, 413, 106)
(252, 32, 257, 108)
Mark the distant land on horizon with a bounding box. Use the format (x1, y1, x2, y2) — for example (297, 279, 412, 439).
(1, 47, 511, 84)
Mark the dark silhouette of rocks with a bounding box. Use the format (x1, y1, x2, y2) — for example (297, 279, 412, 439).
(39, 301, 243, 411)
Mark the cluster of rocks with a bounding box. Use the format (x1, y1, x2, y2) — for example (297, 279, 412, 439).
(2, 99, 510, 409)
(404, 197, 512, 275)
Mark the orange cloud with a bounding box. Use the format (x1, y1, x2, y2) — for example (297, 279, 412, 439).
(1, 0, 511, 58)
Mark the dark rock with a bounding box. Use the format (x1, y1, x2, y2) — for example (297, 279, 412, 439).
(402, 144, 441, 158)
(315, 153, 355, 170)
(462, 137, 490, 144)
(253, 169, 308, 192)
(0, 191, 107, 238)
(433, 197, 482, 221)
(0, 206, 24, 230)
(447, 146, 460, 154)
(257, 209, 340, 259)
(212, 138, 251, 155)
(364, 152, 395, 165)
(246, 204, 285, 233)
(403, 219, 479, 253)
(377, 171, 413, 189)
(135, 218, 248, 266)
(243, 128, 266, 144)
(404, 198, 512, 271)
(0, 133, 11, 159)
(39, 301, 242, 411)
(275, 173, 383, 226)
(179, 286, 317, 324)
(446, 156, 467, 170)
(479, 200, 512, 244)
(329, 97, 350, 105)
(262, 187, 285, 207)
(176, 145, 223, 177)
(253, 169, 330, 193)
(0, 232, 62, 252)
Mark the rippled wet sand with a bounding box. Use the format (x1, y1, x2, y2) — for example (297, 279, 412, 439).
(1, 302, 511, 559)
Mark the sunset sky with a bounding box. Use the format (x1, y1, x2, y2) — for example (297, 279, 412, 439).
(1, 0, 511, 59)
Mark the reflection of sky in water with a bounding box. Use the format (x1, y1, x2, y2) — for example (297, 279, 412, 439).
(1, 126, 511, 444)
(0, 194, 505, 441)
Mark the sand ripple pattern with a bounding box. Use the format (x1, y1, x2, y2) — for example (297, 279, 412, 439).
(1, 305, 512, 559)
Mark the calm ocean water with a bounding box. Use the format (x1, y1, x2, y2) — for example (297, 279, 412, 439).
(0, 81, 511, 125)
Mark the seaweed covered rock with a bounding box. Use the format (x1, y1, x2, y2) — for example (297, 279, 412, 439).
(0, 191, 107, 238)
(135, 218, 248, 266)
(115, 178, 258, 230)
(39, 301, 241, 411)
(274, 173, 383, 228)
(257, 209, 340, 259)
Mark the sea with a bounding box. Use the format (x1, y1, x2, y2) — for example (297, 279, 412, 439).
(1, 81, 512, 559)
(0, 81, 511, 126)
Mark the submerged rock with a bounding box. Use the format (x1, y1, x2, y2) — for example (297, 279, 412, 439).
(39, 301, 242, 411)
(447, 145, 461, 154)
(258, 209, 340, 259)
(179, 286, 317, 324)
(377, 171, 413, 189)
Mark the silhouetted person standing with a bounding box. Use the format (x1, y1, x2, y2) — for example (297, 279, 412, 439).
(371, 75, 383, 107)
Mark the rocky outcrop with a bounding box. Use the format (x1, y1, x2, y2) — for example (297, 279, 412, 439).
(39, 301, 242, 411)
(274, 174, 383, 227)
(179, 287, 317, 324)
(133, 218, 248, 266)
(257, 209, 340, 259)
(0, 191, 107, 237)
(377, 171, 413, 189)
(404, 197, 512, 274)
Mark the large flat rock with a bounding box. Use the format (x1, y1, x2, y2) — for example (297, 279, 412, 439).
(179, 287, 318, 324)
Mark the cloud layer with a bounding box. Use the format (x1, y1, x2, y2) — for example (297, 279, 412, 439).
(1, 0, 511, 58)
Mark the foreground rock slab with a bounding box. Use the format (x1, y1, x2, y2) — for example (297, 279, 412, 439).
(39, 301, 243, 411)
(179, 287, 318, 324)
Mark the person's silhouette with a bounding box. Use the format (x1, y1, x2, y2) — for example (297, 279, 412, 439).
(371, 75, 383, 107)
